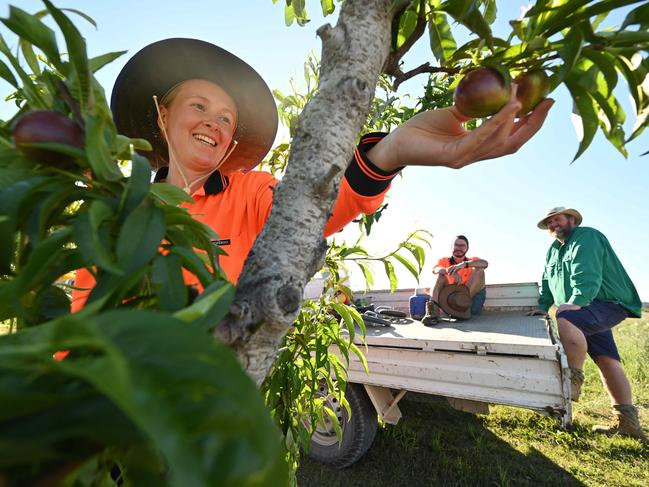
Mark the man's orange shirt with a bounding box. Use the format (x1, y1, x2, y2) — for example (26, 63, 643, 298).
(72, 133, 399, 312)
(436, 256, 482, 285)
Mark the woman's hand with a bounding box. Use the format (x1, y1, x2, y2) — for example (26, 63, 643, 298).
(367, 84, 554, 172)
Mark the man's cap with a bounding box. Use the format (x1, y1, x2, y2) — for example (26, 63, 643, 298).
(111, 38, 278, 173)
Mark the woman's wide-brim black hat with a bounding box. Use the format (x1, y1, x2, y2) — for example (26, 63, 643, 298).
(111, 38, 278, 173)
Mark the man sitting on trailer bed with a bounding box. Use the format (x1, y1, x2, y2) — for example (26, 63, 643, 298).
(422, 235, 488, 325)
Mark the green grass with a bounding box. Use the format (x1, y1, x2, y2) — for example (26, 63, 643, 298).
(297, 313, 649, 486)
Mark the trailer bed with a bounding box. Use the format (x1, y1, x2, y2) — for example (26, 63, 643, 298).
(343, 285, 572, 425)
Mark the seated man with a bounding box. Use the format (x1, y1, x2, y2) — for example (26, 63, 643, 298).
(422, 235, 488, 325)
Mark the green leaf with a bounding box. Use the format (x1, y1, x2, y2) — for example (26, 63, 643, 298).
(18, 39, 41, 75)
(565, 79, 599, 162)
(396, 6, 419, 50)
(0, 34, 47, 107)
(149, 183, 194, 206)
(170, 246, 214, 287)
(0, 6, 62, 69)
(60, 7, 97, 28)
(284, 2, 296, 26)
(392, 252, 420, 282)
(116, 202, 165, 273)
(0, 59, 17, 87)
(440, 0, 493, 48)
(615, 55, 644, 117)
(320, 0, 335, 16)
(404, 242, 426, 271)
(120, 156, 151, 215)
(331, 302, 355, 342)
(89, 50, 126, 73)
(622, 3, 649, 29)
(557, 25, 584, 83)
(428, 13, 457, 66)
(383, 260, 398, 292)
(175, 280, 234, 330)
(581, 49, 618, 97)
(0, 311, 287, 485)
(355, 261, 374, 291)
(483, 0, 497, 25)
(151, 254, 187, 312)
(541, 0, 635, 37)
(84, 111, 123, 181)
(43, 0, 91, 107)
(73, 200, 122, 274)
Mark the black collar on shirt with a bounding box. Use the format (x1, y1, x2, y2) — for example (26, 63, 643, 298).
(153, 167, 230, 195)
(450, 256, 469, 265)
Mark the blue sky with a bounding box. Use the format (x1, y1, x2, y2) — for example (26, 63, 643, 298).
(1, 1, 648, 300)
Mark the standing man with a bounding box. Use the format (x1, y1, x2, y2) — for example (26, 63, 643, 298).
(529, 207, 645, 440)
(422, 235, 488, 325)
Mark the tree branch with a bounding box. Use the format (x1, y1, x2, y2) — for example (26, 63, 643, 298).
(215, 0, 393, 385)
(383, 0, 427, 81)
(391, 62, 459, 91)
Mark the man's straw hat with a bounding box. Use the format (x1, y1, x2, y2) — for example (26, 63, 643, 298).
(438, 283, 472, 320)
(537, 207, 583, 229)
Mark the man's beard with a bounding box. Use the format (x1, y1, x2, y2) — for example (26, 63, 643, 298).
(553, 225, 574, 240)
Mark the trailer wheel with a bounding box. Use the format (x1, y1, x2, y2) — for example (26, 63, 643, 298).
(307, 383, 378, 468)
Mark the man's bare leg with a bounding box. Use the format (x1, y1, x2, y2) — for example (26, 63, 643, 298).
(557, 317, 588, 370)
(593, 355, 633, 405)
(431, 273, 449, 303)
(466, 268, 485, 298)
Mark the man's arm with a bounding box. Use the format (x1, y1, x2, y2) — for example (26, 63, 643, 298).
(467, 258, 488, 269)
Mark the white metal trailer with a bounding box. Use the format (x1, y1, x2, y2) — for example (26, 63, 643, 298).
(308, 283, 572, 468)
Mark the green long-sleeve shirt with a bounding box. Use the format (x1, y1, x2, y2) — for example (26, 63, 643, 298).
(538, 226, 642, 317)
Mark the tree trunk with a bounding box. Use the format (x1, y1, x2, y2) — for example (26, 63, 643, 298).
(216, 0, 393, 385)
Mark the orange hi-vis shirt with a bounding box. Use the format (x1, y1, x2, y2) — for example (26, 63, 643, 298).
(436, 256, 482, 285)
(72, 133, 399, 312)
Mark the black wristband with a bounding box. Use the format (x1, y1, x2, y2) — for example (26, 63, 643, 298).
(344, 132, 403, 196)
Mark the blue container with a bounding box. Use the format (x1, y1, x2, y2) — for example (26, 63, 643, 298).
(409, 291, 430, 321)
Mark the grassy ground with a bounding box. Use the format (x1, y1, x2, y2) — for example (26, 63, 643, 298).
(297, 313, 649, 486)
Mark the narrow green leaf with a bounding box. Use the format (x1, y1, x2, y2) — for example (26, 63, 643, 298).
(151, 254, 186, 312)
(89, 50, 126, 73)
(60, 8, 97, 28)
(150, 182, 193, 206)
(1, 6, 62, 68)
(565, 79, 599, 162)
(483, 0, 497, 25)
(392, 253, 420, 282)
(120, 156, 151, 215)
(622, 3, 649, 29)
(84, 112, 123, 181)
(428, 13, 457, 66)
(320, 0, 335, 16)
(581, 49, 618, 97)
(43, 0, 90, 107)
(0, 59, 17, 87)
(349, 342, 369, 374)
(383, 260, 398, 292)
(440, 0, 493, 47)
(331, 302, 355, 342)
(73, 200, 122, 274)
(18, 40, 41, 75)
(0, 34, 47, 107)
(116, 202, 165, 273)
(557, 26, 584, 83)
(355, 261, 374, 291)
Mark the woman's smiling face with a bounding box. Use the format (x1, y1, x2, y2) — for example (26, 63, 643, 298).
(158, 79, 238, 173)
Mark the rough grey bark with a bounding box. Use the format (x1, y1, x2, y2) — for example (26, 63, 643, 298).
(215, 0, 393, 385)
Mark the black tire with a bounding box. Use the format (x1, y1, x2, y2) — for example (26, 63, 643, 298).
(307, 383, 378, 468)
